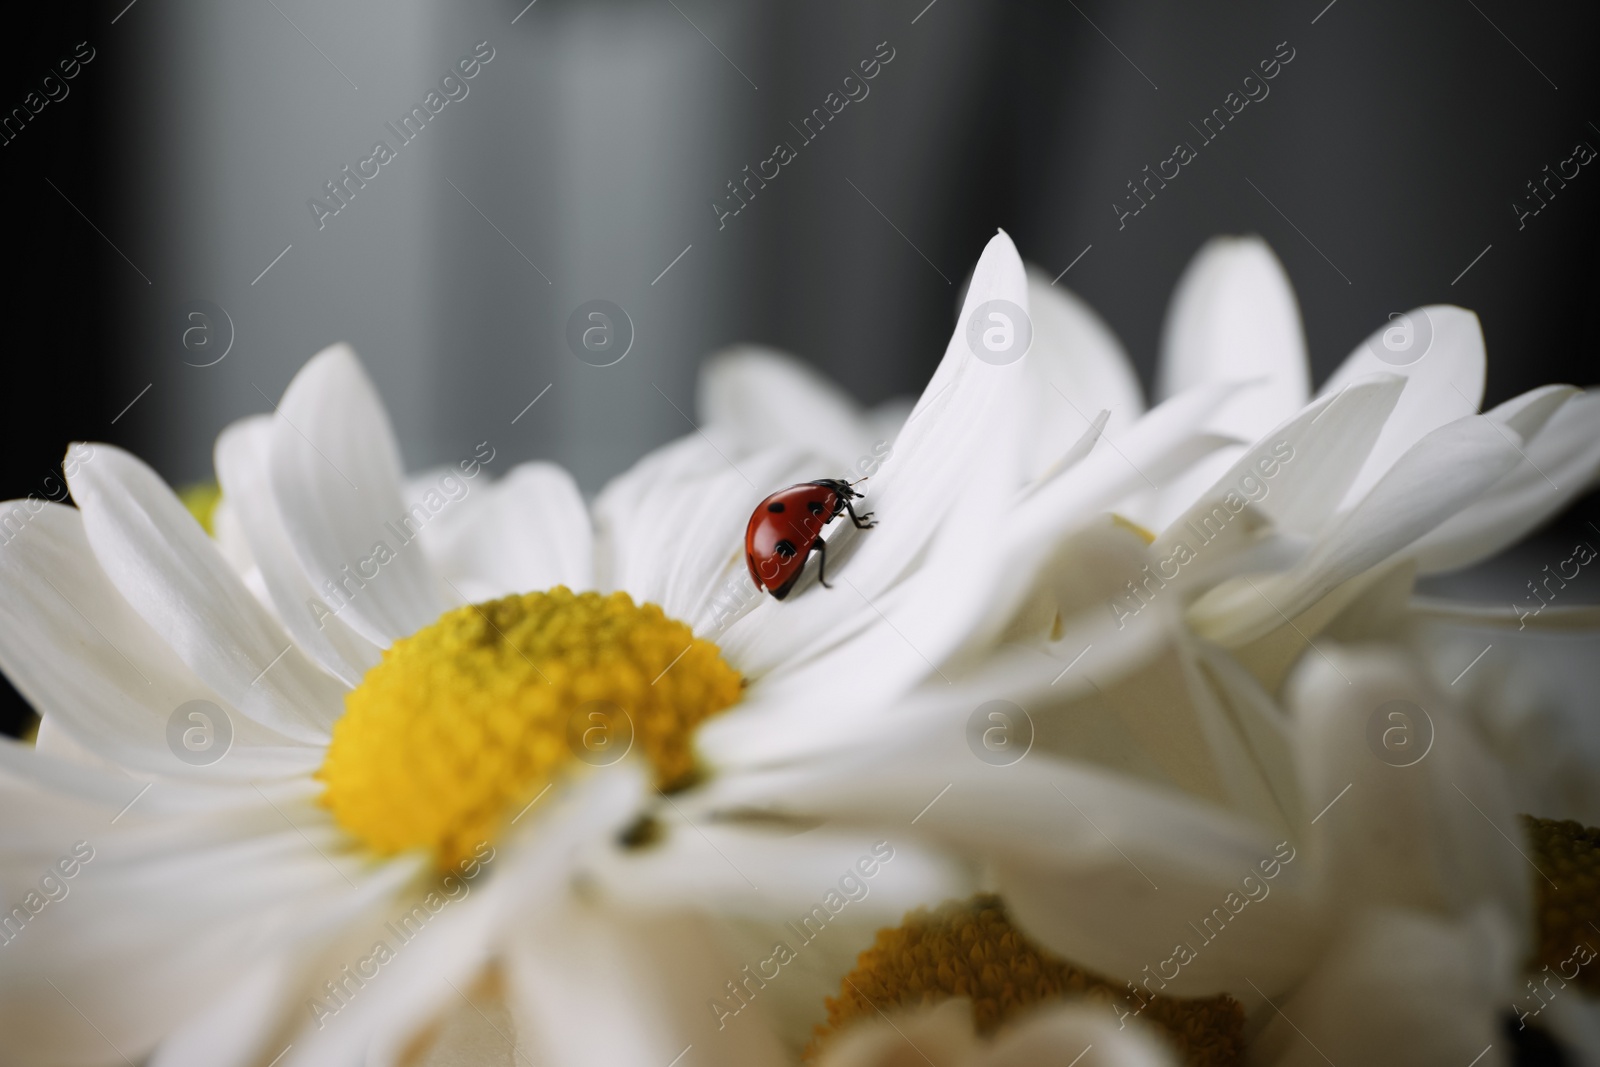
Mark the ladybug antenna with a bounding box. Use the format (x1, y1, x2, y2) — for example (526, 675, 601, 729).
(847, 476, 870, 487)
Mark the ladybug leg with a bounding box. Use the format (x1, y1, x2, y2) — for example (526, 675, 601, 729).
(811, 537, 832, 589)
(840, 499, 877, 529)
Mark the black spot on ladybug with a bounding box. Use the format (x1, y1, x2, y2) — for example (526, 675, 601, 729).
(808, 501, 825, 515)
(767, 502, 786, 513)
(774, 540, 797, 559)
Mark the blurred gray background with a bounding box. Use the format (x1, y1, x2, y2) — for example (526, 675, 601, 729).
(101, 0, 1599, 492)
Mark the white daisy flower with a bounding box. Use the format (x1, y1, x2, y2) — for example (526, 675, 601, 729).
(0, 229, 1254, 1067)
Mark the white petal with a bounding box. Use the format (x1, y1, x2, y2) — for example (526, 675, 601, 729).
(582, 821, 969, 922)
(1154, 237, 1311, 522)
(979, 1003, 1177, 1067)
(711, 233, 1040, 692)
(1416, 616, 1600, 827)
(506, 905, 790, 1067)
(1153, 374, 1404, 549)
(1253, 906, 1517, 1067)
(814, 999, 980, 1067)
(1188, 412, 1527, 647)
(841, 230, 1035, 592)
(701, 736, 1322, 997)
(269, 344, 443, 646)
(1285, 646, 1532, 938)
(1026, 267, 1145, 482)
(0, 782, 406, 1067)
(1412, 389, 1600, 573)
(698, 345, 882, 465)
(0, 503, 318, 778)
(420, 461, 595, 601)
(1156, 236, 1310, 418)
(67, 445, 344, 743)
(216, 416, 380, 688)
(1012, 381, 1245, 550)
(1317, 305, 1487, 505)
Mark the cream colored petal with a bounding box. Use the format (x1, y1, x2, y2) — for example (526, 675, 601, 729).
(505, 904, 791, 1067)
(814, 999, 980, 1067)
(979, 1003, 1176, 1067)
(1285, 645, 1532, 940)
(1252, 906, 1517, 1067)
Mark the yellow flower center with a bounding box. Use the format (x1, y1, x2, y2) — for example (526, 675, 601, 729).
(1526, 815, 1600, 991)
(317, 587, 741, 867)
(810, 895, 1244, 1067)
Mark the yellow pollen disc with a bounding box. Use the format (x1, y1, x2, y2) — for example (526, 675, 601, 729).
(809, 895, 1244, 1067)
(1525, 815, 1600, 991)
(317, 587, 741, 867)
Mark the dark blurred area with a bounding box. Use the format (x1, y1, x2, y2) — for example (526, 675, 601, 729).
(2, 0, 1597, 736)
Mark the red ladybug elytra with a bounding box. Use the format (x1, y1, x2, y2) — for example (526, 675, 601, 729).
(744, 479, 876, 600)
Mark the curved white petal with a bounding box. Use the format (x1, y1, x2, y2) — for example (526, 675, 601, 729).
(815, 998, 981, 1067)
(1317, 305, 1487, 505)
(978, 1004, 1177, 1067)
(216, 416, 380, 689)
(420, 461, 595, 602)
(1412, 389, 1600, 574)
(269, 344, 443, 647)
(1252, 906, 1517, 1067)
(1025, 267, 1145, 483)
(505, 905, 790, 1067)
(697, 735, 1322, 998)
(67, 445, 344, 743)
(0, 776, 401, 1067)
(582, 821, 969, 922)
(1154, 375, 1404, 549)
(1285, 646, 1531, 937)
(0, 504, 317, 778)
(1154, 237, 1311, 524)
(1188, 413, 1527, 647)
(698, 345, 883, 466)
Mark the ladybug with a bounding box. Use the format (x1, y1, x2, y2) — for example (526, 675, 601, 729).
(744, 479, 876, 600)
